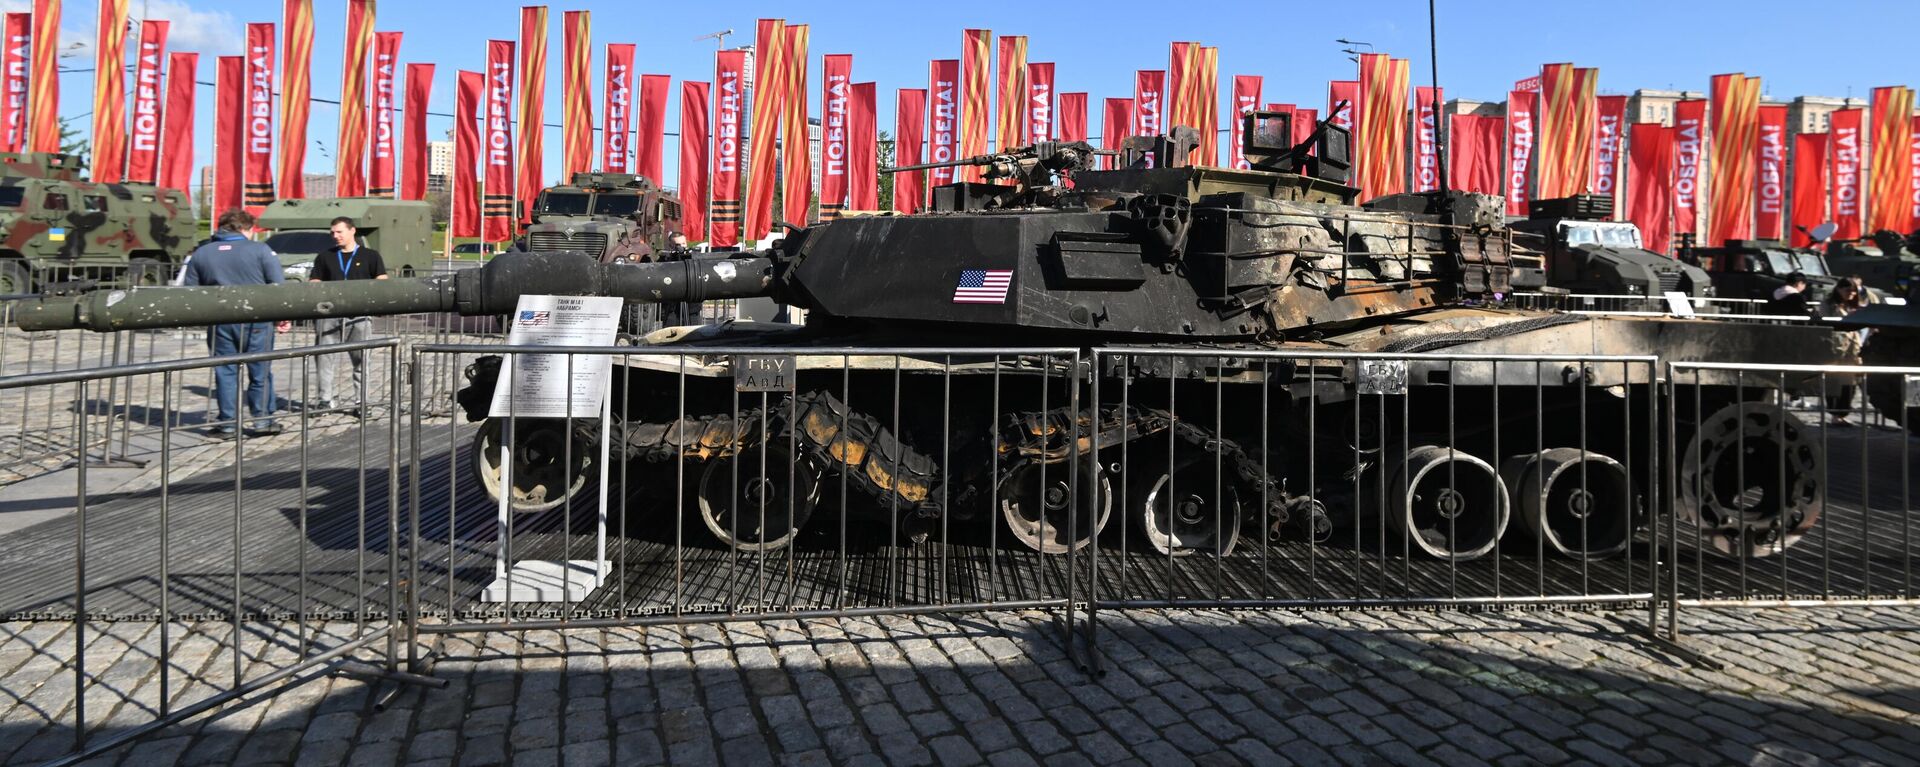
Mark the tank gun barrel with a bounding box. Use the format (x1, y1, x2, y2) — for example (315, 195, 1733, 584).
(14, 251, 776, 332)
(886, 141, 1111, 174)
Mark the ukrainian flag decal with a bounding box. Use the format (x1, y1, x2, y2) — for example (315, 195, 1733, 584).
(47, 228, 65, 242)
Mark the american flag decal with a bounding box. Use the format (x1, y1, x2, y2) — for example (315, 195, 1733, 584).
(952, 269, 1013, 304)
(518, 310, 551, 326)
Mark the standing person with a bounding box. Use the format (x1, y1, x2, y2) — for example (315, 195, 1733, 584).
(1769, 273, 1814, 317)
(182, 208, 285, 437)
(1821, 280, 1866, 426)
(308, 216, 389, 415)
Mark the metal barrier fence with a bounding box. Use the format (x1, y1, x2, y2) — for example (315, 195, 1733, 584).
(1074, 349, 1664, 667)
(0, 339, 437, 765)
(1509, 291, 1798, 319)
(401, 345, 1089, 668)
(1662, 360, 1920, 637)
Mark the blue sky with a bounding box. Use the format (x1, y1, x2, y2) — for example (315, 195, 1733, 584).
(31, 0, 1920, 190)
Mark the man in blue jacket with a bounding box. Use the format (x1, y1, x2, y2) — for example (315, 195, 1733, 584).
(182, 208, 285, 437)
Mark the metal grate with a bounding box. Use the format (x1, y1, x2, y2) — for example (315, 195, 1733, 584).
(526, 231, 609, 258)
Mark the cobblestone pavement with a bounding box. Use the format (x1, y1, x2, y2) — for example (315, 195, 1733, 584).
(3, 605, 1918, 765)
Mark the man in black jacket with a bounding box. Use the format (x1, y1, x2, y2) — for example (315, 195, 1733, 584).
(308, 216, 388, 414)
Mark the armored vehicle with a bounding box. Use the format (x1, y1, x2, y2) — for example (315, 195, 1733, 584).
(1823, 229, 1920, 296)
(1509, 195, 1711, 300)
(518, 171, 684, 263)
(1684, 239, 1843, 305)
(0, 151, 195, 294)
(257, 197, 435, 280)
(16, 114, 1852, 564)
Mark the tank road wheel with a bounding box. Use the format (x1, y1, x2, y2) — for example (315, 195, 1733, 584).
(1501, 449, 1634, 560)
(696, 444, 821, 553)
(472, 418, 592, 513)
(1133, 453, 1243, 557)
(1677, 402, 1822, 558)
(1381, 446, 1511, 561)
(997, 457, 1111, 555)
(0, 261, 29, 296)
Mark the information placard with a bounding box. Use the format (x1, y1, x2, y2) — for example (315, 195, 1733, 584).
(488, 295, 626, 418)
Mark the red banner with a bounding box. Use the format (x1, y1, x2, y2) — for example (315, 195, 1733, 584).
(600, 45, 633, 174)
(1230, 75, 1262, 170)
(1195, 47, 1218, 166)
(928, 59, 960, 187)
(1829, 108, 1863, 242)
(1627, 123, 1675, 255)
(1327, 80, 1357, 135)
(1912, 116, 1920, 231)
(452, 70, 481, 238)
(0, 13, 25, 153)
(483, 40, 516, 244)
(368, 31, 400, 197)
(1058, 92, 1086, 143)
(1356, 54, 1409, 200)
(1708, 73, 1760, 244)
(995, 35, 1025, 148)
(1134, 70, 1165, 139)
(712, 50, 746, 247)
(1672, 99, 1706, 235)
(820, 54, 851, 218)
(635, 74, 668, 184)
(782, 24, 811, 227)
(1102, 98, 1133, 169)
(561, 11, 591, 177)
(278, 0, 311, 199)
(959, 30, 989, 181)
(848, 82, 877, 211)
(92, 0, 129, 182)
(27, 0, 56, 153)
(215, 56, 245, 216)
(401, 63, 433, 200)
(1506, 90, 1536, 216)
(1536, 64, 1597, 200)
(894, 88, 926, 214)
(1870, 86, 1915, 233)
(337, 0, 373, 197)
(1292, 107, 1318, 147)
(1026, 62, 1053, 143)
(243, 23, 276, 212)
(679, 80, 710, 243)
(1755, 103, 1787, 241)
(159, 52, 196, 196)
(1790, 132, 1827, 248)
(744, 19, 786, 241)
(1592, 95, 1626, 210)
(1449, 113, 1501, 196)
(1168, 42, 1197, 137)
(1412, 86, 1442, 192)
(517, 6, 547, 225)
(126, 20, 168, 184)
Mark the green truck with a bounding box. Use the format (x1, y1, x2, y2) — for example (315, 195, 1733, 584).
(257, 197, 435, 280)
(0, 151, 195, 294)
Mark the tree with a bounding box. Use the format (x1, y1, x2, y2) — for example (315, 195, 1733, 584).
(58, 117, 87, 162)
(425, 190, 452, 225)
(877, 132, 895, 212)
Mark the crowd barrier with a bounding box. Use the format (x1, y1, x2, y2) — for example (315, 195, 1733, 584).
(0, 334, 1912, 764)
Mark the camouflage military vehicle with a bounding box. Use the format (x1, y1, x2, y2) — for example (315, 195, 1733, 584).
(1684, 239, 1844, 304)
(1509, 195, 1712, 300)
(1823, 229, 1920, 296)
(517, 172, 684, 263)
(0, 151, 194, 294)
(256, 197, 435, 280)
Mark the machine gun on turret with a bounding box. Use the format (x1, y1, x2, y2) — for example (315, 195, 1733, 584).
(888, 141, 1111, 210)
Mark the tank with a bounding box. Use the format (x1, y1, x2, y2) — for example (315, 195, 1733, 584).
(256, 197, 435, 280)
(516, 171, 684, 263)
(0, 151, 196, 294)
(1510, 194, 1712, 301)
(14, 114, 1856, 561)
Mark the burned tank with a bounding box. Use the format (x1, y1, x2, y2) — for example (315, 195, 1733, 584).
(14, 113, 1854, 562)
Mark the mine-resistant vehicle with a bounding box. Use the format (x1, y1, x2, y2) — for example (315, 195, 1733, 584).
(517, 172, 684, 263)
(0, 151, 195, 294)
(1508, 195, 1711, 300)
(15, 114, 1852, 565)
